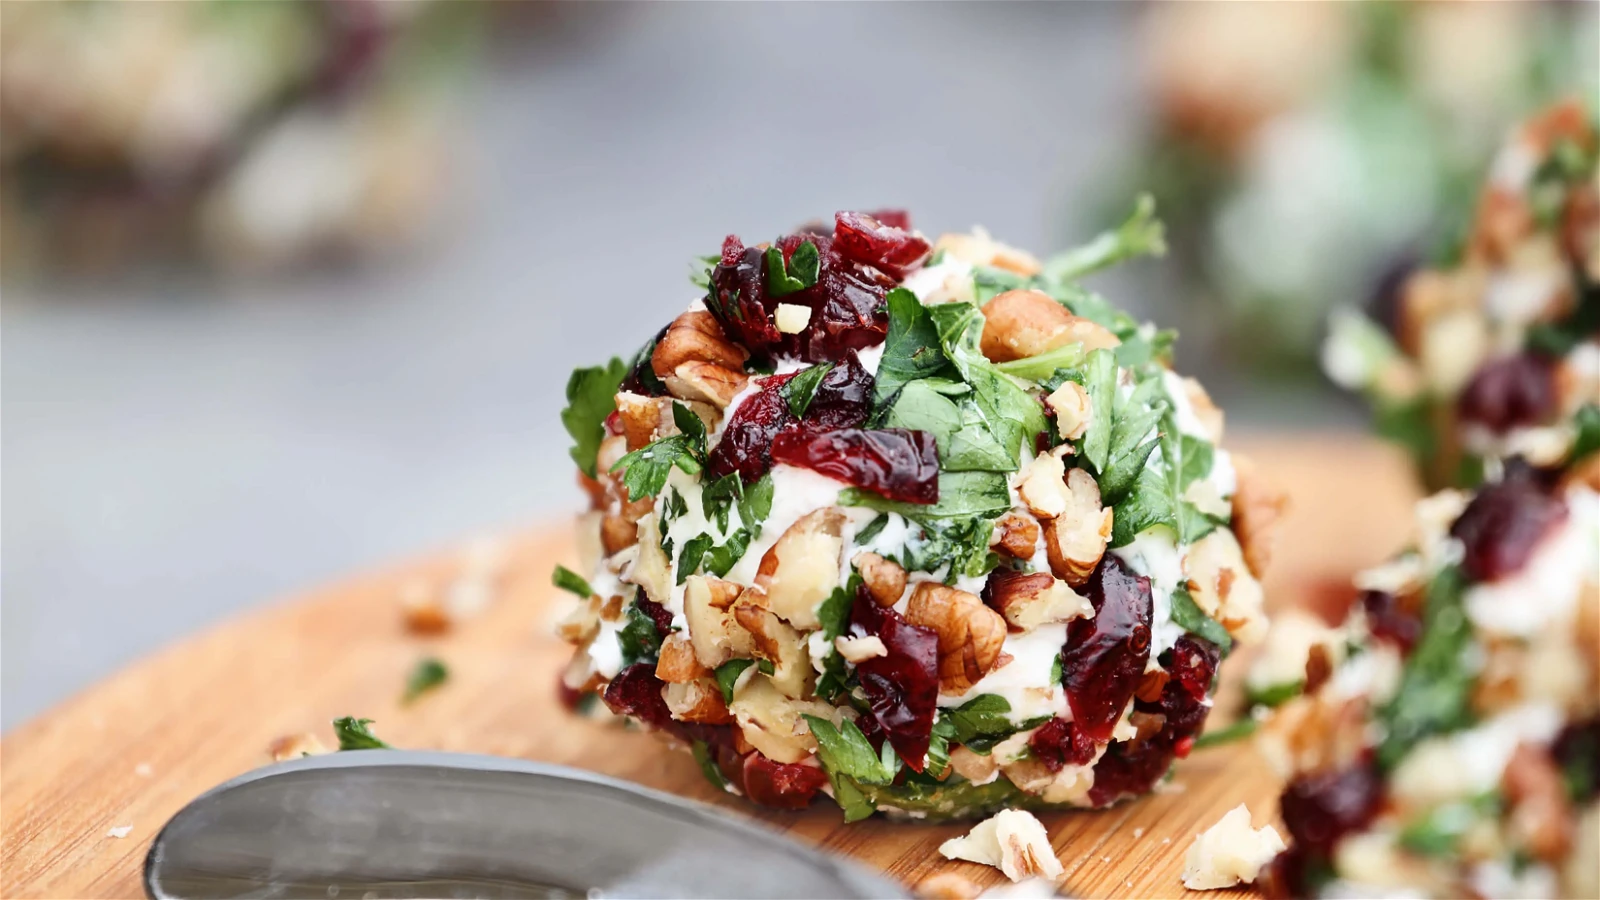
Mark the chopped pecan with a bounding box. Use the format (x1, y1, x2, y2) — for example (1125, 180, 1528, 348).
(1230, 454, 1290, 578)
(853, 550, 907, 607)
(904, 582, 1007, 693)
(1042, 468, 1113, 586)
(984, 569, 1093, 632)
(979, 289, 1118, 363)
(993, 511, 1041, 560)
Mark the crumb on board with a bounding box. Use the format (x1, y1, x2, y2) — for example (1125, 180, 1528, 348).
(918, 872, 982, 900)
(939, 809, 1064, 883)
(268, 732, 328, 762)
(1181, 803, 1286, 891)
(106, 825, 132, 839)
(134, 763, 153, 778)
(1132, 827, 1145, 839)
(399, 537, 508, 634)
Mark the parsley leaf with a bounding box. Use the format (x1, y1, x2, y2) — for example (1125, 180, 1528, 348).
(562, 358, 628, 477)
(617, 601, 666, 666)
(1569, 403, 1600, 465)
(925, 303, 1049, 463)
(1077, 348, 1118, 472)
(813, 573, 861, 701)
(939, 695, 1021, 746)
(898, 516, 998, 581)
(994, 342, 1088, 382)
(1110, 470, 1175, 548)
(402, 657, 449, 705)
(1169, 588, 1233, 653)
(841, 470, 1012, 522)
(689, 254, 721, 291)
(612, 405, 708, 500)
(714, 659, 756, 704)
(1192, 718, 1258, 750)
(1398, 792, 1501, 857)
(1246, 680, 1305, 709)
(551, 565, 593, 599)
(1375, 566, 1474, 771)
(785, 362, 836, 417)
(804, 716, 901, 786)
(765, 241, 821, 297)
(691, 740, 730, 791)
(333, 716, 391, 750)
(1041, 193, 1167, 283)
(872, 288, 950, 415)
(884, 380, 1014, 472)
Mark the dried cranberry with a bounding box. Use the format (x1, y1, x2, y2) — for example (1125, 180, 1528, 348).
(1029, 718, 1099, 773)
(602, 663, 676, 732)
(556, 681, 590, 712)
(864, 209, 912, 231)
(802, 351, 874, 429)
(705, 373, 797, 481)
(1167, 636, 1220, 702)
(635, 596, 675, 639)
(601, 664, 733, 748)
(832, 211, 931, 279)
(1450, 467, 1567, 583)
(1087, 733, 1178, 806)
(706, 242, 783, 358)
(1552, 716, 1600, 802)
(770, 428, 939, 504)
(1360, 589, 1422, 653)
(851, 589, 940, 770)
(740, 753, 830, 809)
(798, 257, 894, 362)
(1279, 763, 1383, 853)
(1061, 556, 1154, 741)
(1258, 846, 1320, 900)
(619, 325, 671, 397)
(1457, 352, 1557, 433)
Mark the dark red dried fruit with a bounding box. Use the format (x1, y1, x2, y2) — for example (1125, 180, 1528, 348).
(1552, 716, 1600, 803)
(1167, 636, 1220, 702)
(802, 351, 874, 430)
(1087, 732, 1178, 807)
(1457, 352, 1558, 433)
(602, 664, 735, 749)
(1258, 846, 1319, 900)
(865, 209, 912, 231)
(1279, 763, 1383, 853)
(851, 588, 940, 770)
(706, 242, 784, 357)
(1450, 467, 1567, 583)
(706, 373, 798, 481)
(799, 257, 895, 362)
(740, 752, 830, 809)
(619, 325, 672, 397)
(602, 663, 676, 732)
(771, 428, 940, 504)
(1029, 717, 1099, 773)
(556, 681, 590, 712)
(1061, 555, 1154, 741)
(635, 596, 676, 639)
(833, 211, 931, 279)
(1360, 589, 1422, 654)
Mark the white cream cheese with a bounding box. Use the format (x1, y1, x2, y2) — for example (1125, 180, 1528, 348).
(724, 464, 846, 584)
(1111, 525, 1187, 660)
(901, 256, 976, 305)
(1389, 702, 1565, 806)
(1464, 486, 1599, 637)
(938, 623, 1070, 724)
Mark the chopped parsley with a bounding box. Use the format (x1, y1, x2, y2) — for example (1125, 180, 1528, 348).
(617, 601, 667, 666)
(612, 404, 707, 499)
(333, 717, 391, 750)
(765, 241, 821, 297)
(784, 362, 835, 417)
(1040, 193, 1167, 284)
(714, 658, 757, 704)
(550, 565, 593, 599)
(402, 657, 449, 705)
(1375, 566, 1474, 771)
(561, 358, 628, 477)
(1169, 588, 1233, 653)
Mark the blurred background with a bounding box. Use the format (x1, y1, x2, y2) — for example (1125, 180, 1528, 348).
(2, 1, 1594, 730)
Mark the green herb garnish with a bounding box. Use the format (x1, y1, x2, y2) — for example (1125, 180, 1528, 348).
(333, 717, 391, 750)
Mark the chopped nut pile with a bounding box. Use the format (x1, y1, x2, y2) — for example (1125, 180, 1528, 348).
(553, 203, 1281, 820)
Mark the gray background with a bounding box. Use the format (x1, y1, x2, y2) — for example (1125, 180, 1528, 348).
(1, 3, 1340, 730)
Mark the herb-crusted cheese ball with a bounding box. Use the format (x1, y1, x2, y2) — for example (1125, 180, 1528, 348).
(1248, 463, 1599, 898)
(554, 202, 1285, 820)
(1323, 100, 1600, 490)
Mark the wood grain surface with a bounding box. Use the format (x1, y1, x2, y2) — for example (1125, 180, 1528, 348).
(0, 435, 1421, 899)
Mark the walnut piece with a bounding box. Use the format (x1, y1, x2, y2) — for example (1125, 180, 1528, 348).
(1502, 742, 1574, 862)
(854, 550, 908, 607)
(269, 732, 328, 762)
(663, 676, 733, 725)
(1045, 381, 1092, 441)
(1042, 468, 1112, 586)
(905, 582, 1007, 693)
(755, 508, 845, 629)
(1181, 804, 1285, 890)
(979, 289, 1118, 363)
(652, 311, 750, 409)
(1230, 454, 1290, 578)
(993, 512, 1041, 560)
(683, 575, 755, 669)
(655, 633, 708, 684)
(835, 634, 889, 663)
(938, 809, 1064, 883)
(984, 570, 1093, 632)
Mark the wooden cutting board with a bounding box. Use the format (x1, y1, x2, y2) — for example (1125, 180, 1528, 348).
(0, 435, 1421, 899)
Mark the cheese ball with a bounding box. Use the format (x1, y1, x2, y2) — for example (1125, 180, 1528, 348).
(1323, 99, 1600, 490)
(554, 202, 1284, 820)
(1249, 463, 1599, 898)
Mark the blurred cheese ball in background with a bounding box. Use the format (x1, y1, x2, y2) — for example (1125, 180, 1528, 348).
(0, 1, 476, 276)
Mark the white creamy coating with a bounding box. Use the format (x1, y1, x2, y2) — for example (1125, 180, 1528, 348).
(584, 567, 631, 678)
(1112, 525, 1187, 660)
(900, 256, 976, 305)
(1464, 485, 1600, 637)
(726, 464, 848, 584)
(938, 623, 1071, 724)
(1390, 702, 1566, 806)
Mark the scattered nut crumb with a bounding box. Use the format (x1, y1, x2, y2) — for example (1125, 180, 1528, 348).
(835, 634, 889, 663)
(1181, 804, 1286, 891)
(1162, 838, 1171, 845)
(134, 763, 153, 778)
(107, 825, 132, 839)
(939, 809, 1064, 883)
(399, 538, 509, 634)
(268, 732, 329, 761)
(1132, 827, 1145, 839)
(1102, 856, 1111, 863)
(918, 872, 982, 900)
